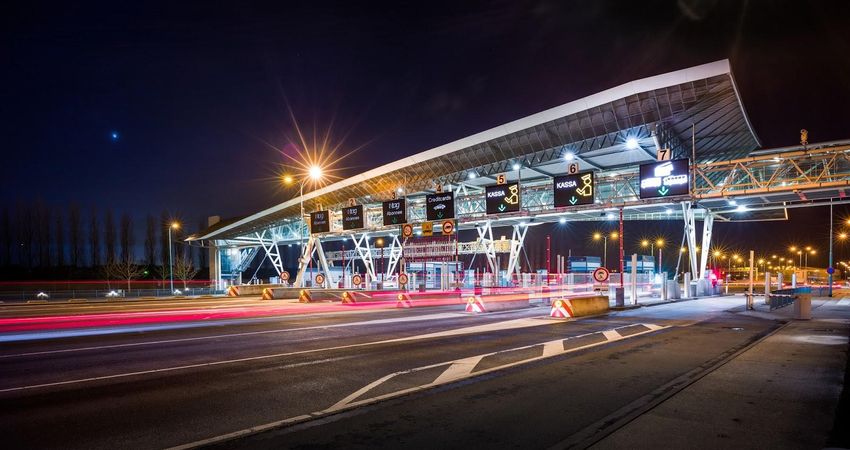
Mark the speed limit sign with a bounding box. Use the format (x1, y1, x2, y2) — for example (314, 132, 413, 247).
(315, 273, 326, 285)
(281, 271, 290, 281)
(352, 274, 363, 286)
(398, 273, 409, 286)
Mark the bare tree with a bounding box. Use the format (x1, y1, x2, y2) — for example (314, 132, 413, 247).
(159, 210, 170, 268)
(69, 203, 82, 268)
(144, 214, 157, 266)
(32, 200, 50, 267)
(104, 209, 116, 263)
(119, 214, 133, 263)
(55, 212, 65, 266)
(197, 217, 208, 269)
(173, 255, 198, 289)
(89, 206, 100, 267)
(0, 207, 10, 266)
(16, 201, 34, 267)
(104, 258, 145, 291)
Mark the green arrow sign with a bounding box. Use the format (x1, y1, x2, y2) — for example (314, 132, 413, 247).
(658, 186, 670, 196)
(569, 196, 578, 205)
(437, 211, 444, 219)
(498, 204, 506, 212)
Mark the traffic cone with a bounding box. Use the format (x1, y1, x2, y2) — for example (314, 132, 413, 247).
(299, 289, 312, 303)
(465, 296, 487, 313)
(342, 291, 358, 304)
(396, 293, 413, 308)
(550, 298, 574, 318)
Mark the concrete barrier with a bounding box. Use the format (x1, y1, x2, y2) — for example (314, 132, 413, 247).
(465, 293, 530, 313)
(549, 295, 609, 318)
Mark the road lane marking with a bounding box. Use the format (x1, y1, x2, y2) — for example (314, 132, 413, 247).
(0, 316, 562, 393)
(169, 322, 671, 450)
(0, 312, 466, 356)
(0, 355, 353, 394)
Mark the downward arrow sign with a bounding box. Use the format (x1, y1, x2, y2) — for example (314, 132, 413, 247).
(498, 204, 506, 212)
(569, 196, 578, 205)
(658, 186, 670, 196)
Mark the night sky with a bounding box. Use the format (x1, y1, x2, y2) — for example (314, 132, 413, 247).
(3, 1, 850, 258)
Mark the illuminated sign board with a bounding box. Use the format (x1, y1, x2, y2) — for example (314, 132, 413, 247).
(485, 182, 521, 214)
(309, 211, 330, 234)
(342, 205, 365, 230)
(553, 171, 595, 207)
(426, 192, 455, 221)
(639, 159, 690, 199)
(382, 199, 407, 226)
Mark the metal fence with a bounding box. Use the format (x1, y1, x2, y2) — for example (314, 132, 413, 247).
(0, 287, 224, 303)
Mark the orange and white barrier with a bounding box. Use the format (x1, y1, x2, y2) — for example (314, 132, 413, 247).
(298, 289, 312, 303)
(261, 288, 274, 300)
(226, 286, 240, 297)
(465, 296, 487, 313)
(550, 298, 574, 318)
(396, 293, 413, 308)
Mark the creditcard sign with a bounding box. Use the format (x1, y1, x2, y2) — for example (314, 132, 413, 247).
(426, 192, 455, 221)
(639, 159, 690, 199)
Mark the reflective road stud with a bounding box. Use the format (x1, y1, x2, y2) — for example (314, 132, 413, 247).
(550, 299, 574, 318)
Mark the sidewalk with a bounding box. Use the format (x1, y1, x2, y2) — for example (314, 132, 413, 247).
(593, 298, 850, 450)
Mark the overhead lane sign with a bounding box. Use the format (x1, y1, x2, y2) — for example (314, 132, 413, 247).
(382, 199, 406, 226)
(485, 182, 520, 214)
(639, 159, 689, 199)
(426, 192, 455, 221)
(310, 211, 330, 234)
(342, 205, 365, 230)
(554, 171, 594, 207)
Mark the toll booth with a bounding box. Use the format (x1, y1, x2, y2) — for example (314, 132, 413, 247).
(406, 261, 464, 290)
(567, 256, 602, 273)
(625, 255, 656, 274)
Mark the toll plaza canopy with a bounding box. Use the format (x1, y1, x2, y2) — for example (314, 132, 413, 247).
(196, 59, 761, 244)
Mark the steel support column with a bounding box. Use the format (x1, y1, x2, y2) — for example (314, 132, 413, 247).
(476, 221, 498, 273)
(255, 230, 285, 277)
(351, 233, 377, 281)
(506, 225, 529, 280)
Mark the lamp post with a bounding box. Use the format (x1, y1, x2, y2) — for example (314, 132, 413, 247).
(656, 238, 664, 274)
(593, 231, 618, 269)
(168, 222, 180, 293)
(284, 166, 323, 287)
(376, 238, 385, 283)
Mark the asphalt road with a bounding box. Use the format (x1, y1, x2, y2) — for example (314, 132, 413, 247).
(1, 296, 785, 449)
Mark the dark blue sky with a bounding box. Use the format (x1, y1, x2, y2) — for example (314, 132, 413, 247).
(3, 0, 850, 233)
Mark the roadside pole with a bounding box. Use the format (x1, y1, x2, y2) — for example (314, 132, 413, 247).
(747, 250, 755, 310)
(829, 201, 834, 297)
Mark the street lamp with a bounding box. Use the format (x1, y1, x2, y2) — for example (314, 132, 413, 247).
(284, 166, 324, 286)
(168, 222, 180, 293)
(376, 238, 385, 283)
(593, 231, 618, 269)
(655, 238, 664, 274)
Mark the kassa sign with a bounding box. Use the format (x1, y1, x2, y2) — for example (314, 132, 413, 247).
(382, 199, 406, 226)
(342, 205, 365, 230)
(553, 171, 594, 207)
(309, 211, 330, 234)
(426, 192, 454, 221)
(639, 159, 689, 199)
(485, 182, 520, 214)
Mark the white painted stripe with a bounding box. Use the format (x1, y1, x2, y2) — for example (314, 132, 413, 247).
(0, 312, 463, 358)
(0, 356, 352, 394)
(431, 355, 486, 385)
(602, 329, 622, 341)
(0, 316, 553, 392)
(168, 323, 671, 450)
(542, 340, 563, 357)
(837, 299, 850, 306)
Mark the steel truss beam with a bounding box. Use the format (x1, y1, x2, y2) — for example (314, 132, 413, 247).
(255, 230, 284, 277)
(505, 225, 529, 279)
